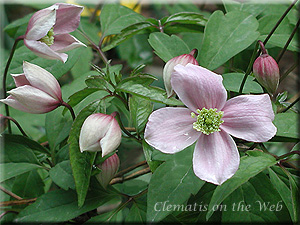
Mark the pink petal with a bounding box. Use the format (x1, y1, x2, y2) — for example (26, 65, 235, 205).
(23, 61, 62, 102)
(26, 5, 57, 40)
(53, 3, 83, 34)
(7, 85, 60, 114)
(193, 131, 240, 185)
(11, 73, 30, 87)
(144, 107, 200, 154)
(51, 34, 86, 52)
(171, 64, 227, 112)
(0, 96, 37, 113)
(24, 39, 68, 63)
(220, 94, 277, 142)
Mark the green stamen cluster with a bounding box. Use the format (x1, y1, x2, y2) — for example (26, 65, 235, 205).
(39, 27, 54, 46)
(191, 107, 224, 135)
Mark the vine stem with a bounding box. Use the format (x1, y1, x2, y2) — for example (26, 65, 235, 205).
(61, 102, 76, 120)
(277, 151, 300, 160)
(4, 116, 28, 137)
(281, 96, 300, 113)
(2, 35, 24, 133)
(110, 167, 151, 185)
(115, 160, 147, 177)
(0, 185, 23, 200)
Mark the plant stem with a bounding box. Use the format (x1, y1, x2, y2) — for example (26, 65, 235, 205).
(115, 160, 147, 177)
(2, 35, 24, 134)
(110, 167, 151, 185)
(279, 62, 297, 82)
(114, 112, 140, 142)
(0, 198, 37, 207)
(61, 102, 76, 120)
(282, 96, 300, 113)
(276, 17, 300, 63)
(277, 150, 300, 160)
(5, 116, 28, 137)
(0, 185, 23, 200)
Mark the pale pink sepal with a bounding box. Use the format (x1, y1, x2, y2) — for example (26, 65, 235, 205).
(51, 34, 86, 53)
(144, 107, 200, 154)
(193, 131, 240, 185)
(11, 73, 30, 87)
(220, 94, 277, 142)
(171, 64, 227, 112)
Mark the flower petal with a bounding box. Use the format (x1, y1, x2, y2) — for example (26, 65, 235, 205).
(7, 85, 60, 114)
(0, 96, 39, 114)
(193, 131, 240, 185)
(220, 94, 277, 142)
(79, 114, 112, 153)
(11, 73, 30, 87)
(100, 118, 122, 157)
(171, 64, 227, 112)
(144, 107, 200, 154)
(51, 34, 86, 52)
(53, 3, 84, 34)
(22, 61, 62, 102)
(24, 39, 68, 63)
(26, 5, 57, 40)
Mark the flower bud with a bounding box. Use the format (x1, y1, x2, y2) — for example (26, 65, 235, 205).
(0, 61, 63, 114)
(0, 114, 8, 133)
(79, 113, 122, 157)
(96, 153, 120, 189)
(163, 49, 199, 98)
(253, 54, 280, 94)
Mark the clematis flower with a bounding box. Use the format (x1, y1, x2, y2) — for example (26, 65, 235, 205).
(0, 61, 63, 114)
(163, 49, 198, 98)
(145, 64, 277, 185)
(24, 3, 86, 63)
(79, 113, 122, 157)
(96, 153, 120, 189)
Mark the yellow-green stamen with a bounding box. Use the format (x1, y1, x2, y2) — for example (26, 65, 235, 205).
(39, 27, 54, 46)
(191, 107, 224, 135)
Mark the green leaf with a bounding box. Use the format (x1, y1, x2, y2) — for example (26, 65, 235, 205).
(15, 189, 117, 222)
(4, 45, 83, 89)
(222, 172, 290, 222)
(68, 101, 100, 207)
(163, 12, 207, 26)
(269, 167, 298, 222)
(147, 147, 205, 222)
(66, 88, 104, 109)
(142, 141, 161, 172)
(116, 75, 183, 106)
(222, 73, 263, 93)
(126, 200, 147, 223)
(206, 150, 277, 220)
(1, 134, 49, 164)
(102, 22, 154, 52)
(272, 113, 299, 140)
(49, 160, 75, 191)
(100, 4, 145, 37)
(0, 163, 42, 182)
(85, 75, 111, 89)
(129, 95, 153, 135)
(148, 32, 191, 62)
(4, 13, 33, 38)
(45, 107, 73, 151)
(223, 0, 267, 17)
(199, 10, 259, 70)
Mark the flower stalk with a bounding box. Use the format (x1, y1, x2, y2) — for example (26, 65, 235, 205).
(61, 102, 76, 120)
(4, 116, 28, 137)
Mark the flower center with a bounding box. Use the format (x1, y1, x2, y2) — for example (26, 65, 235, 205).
(39, 27, 54, 46)
(191, 107, 224, 135)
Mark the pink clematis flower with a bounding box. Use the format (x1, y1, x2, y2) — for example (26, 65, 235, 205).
(144, 64, 277, 185)
(24, 3, 86, 63)
(0, 61, 63, 114)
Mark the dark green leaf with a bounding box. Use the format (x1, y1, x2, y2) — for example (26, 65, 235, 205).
(15, 189, 117, 222)
(66, 88, 104, 109)
(4, 13, 33, 38)
(147, 147, 205, 222)
(85, 75, 111, 89)
(68, 101, 100, 207)
(49, 160, 75, 190)
(223, 0, 267, 17)
(116, 75, 183, 106)
(126, 200, 147, 223)
(0, 163, 42, 182)
(222, 73, 263, 93)
(163, 12, 207, 26)
(272, 113, 299, 140)
(206, 151, 277, 220)
(148, 32, 191, 62)
(199, 10, 259, 70)
(56, 144, 70, 163)
(142, 141, 161, 172)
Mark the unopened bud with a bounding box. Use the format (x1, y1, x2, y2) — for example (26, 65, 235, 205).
(253, 41, 280, 94)
(0, 114, 8, 133)
(163, 49, 199, 98)
(96, 153, 120, 189)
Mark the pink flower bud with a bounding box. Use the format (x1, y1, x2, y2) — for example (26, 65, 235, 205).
(96, 153, 120, 189)
(79, 113, 122, 157)
(24, 3, 86, 63)
(0, 62, 63, 114)
(0, 114, 8, 133)
(163, 49, 199, 98)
